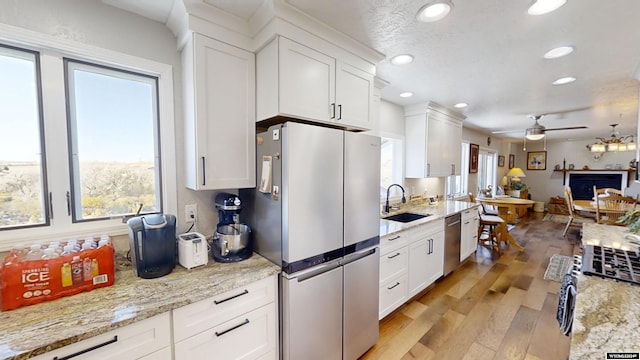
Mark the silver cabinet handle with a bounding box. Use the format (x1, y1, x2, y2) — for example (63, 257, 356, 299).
(330, 103, 336, 119)
(387, 236, 401, 241)
(387, 252, 401, 259)
(387, 282, 400, 290)
(201, 156, 206, 186)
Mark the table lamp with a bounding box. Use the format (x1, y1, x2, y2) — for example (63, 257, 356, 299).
(507, 167, 526, 183)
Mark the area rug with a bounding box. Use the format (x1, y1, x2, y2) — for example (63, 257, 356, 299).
(543, 214, 570, 224)
(544, 254, 574, 282)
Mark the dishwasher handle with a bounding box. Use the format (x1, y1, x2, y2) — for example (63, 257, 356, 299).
(447, 220, 461, 226)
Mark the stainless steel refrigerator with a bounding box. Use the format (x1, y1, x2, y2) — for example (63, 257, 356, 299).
(240, 122, 380, 360)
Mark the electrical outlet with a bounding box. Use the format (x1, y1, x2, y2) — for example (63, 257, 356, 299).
(185, 204, 197, 223)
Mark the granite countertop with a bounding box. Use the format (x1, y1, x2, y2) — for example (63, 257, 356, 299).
(379, 199, 478, 237)
(571, 223, 640, 359)
(0, 253, 280, 360)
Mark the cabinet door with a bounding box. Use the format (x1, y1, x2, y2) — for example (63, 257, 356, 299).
(426, 114, 444, 176)
(426, 231, 445, 284)
(405, 114, 428, 178)
(408, 238, 430, 297)
(379, 273, 408, 319)
(279, 37, 335, 122)
(185, 33, 256, 190)
(336, 61, 373, 129)
(174, 303, 277, 360)
(442, 118, 462, 175)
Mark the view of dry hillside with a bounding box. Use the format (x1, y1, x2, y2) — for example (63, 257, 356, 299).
(0, 161, 157, 227)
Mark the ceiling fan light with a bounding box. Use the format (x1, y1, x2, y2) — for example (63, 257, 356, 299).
(525, 126, 545, 140)
(417, 1, 452, 22)
(527, 0, 567, 16)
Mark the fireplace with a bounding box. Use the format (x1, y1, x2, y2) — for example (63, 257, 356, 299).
(567, 171, 627, 200)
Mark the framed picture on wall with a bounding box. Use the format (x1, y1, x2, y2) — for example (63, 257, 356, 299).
(498, 155, 505, 167)
(469, 143, 479, 173)
(508, 154, 515, 169)
(527, 151, 547, 170)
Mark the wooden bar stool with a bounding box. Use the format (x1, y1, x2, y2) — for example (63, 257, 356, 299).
(477, 214, 506, 255)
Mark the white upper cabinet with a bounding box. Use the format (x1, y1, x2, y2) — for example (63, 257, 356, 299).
(257, 36, 374, 131)
(183, 33, 256, 190)
(405, 103, 464, 178)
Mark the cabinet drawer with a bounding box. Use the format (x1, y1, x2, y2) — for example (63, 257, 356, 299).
(379, 273, 408, 319)
(412, 219, 444, 239)
(379, 231, 408, 254)
(174, 302, 277, 360)
(461, 206, 479, 221)
(173, 275, 276, 342)
(380, 246, 408, 285)
(31, 313, 171, 360)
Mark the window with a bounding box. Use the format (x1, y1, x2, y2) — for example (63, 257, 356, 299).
(478, 150, 497, 194)
(0, 33, 175, 250)
(446, 142, 469, 198)
(380, 136, 404, 198)
(65, 60, 161, 221)
(0, 45, 48, 230)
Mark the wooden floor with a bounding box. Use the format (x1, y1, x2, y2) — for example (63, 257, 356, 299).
(361, 212, 581, 360)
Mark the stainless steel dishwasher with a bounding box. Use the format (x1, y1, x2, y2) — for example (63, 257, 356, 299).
(444, 213, 462, 275)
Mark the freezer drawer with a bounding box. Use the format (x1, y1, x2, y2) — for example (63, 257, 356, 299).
(281, 262, 343, 360)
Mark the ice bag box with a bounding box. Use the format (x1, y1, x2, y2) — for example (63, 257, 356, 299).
(0, 243, 115, 311)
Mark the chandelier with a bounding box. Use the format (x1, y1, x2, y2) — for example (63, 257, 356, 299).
(586, 124, 636, 153)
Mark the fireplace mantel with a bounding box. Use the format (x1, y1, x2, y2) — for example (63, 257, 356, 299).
(553, 169, 635, 186)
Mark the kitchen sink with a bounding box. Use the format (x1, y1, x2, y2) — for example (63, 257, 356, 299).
(384, 212, 430, 223)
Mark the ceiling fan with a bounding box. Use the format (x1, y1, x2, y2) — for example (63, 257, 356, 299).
(492, 114, 588, 139)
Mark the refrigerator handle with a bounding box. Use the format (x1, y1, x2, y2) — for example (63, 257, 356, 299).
(342, 247, 378, 266)
(291, 260, 341, 282)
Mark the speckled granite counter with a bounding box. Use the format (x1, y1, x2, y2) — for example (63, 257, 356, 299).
(380, 199, 478, 237)
(571, 223, 640, 359)
(0, 253, 280, 360)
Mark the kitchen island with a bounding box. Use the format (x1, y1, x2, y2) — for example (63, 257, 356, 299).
(0, 253, 280, 360)
(571, 223, 640, 359)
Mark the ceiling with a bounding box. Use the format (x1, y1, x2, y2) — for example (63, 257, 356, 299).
(104, 0, 640, 142)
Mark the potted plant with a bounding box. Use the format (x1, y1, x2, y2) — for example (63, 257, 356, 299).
(617, 208, 640, 233)
(510, 182, 527, 198)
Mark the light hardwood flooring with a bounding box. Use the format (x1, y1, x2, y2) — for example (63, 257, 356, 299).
(361, 212, 581, 360)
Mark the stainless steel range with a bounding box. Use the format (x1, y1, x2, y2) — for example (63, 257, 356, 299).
(581, 244, 640, 285)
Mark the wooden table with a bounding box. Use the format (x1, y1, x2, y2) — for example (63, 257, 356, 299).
(477, 196, 536, 224)
(477, 196, 535, 251)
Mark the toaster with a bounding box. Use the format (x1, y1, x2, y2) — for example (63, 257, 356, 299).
(178, 232, 209, 269)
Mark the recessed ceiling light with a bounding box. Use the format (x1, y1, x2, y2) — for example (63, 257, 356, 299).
(454, 102, 468, 108)
(527, 0, 567, 16)
(416, 1, 452, 22)
(552, 76, 576, 85)
(544, 46, 574, 59)
(391, 54, 414, 65)
(400, 92, 414, 98)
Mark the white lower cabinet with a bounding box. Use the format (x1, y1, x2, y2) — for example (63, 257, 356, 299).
(174, 302, 277, 360)
(32, 276, 278, 360)
(31, 313, 171, 360)
(379, 219, 445, 319)
(460, 206, 480, 261)
(173, 275, 278, 360)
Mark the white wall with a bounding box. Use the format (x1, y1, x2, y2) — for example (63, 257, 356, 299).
(509, 139, 637, 203)
(0, 0, 222, 240)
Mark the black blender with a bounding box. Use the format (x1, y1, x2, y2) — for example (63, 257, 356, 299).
(212, 193, 252, 262)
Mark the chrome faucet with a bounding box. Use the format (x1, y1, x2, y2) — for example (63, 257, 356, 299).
(384, 184, 407, 213)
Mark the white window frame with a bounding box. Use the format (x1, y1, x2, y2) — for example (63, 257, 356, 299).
(447, 141, 469, 199)
(0, 24, 176, 251)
